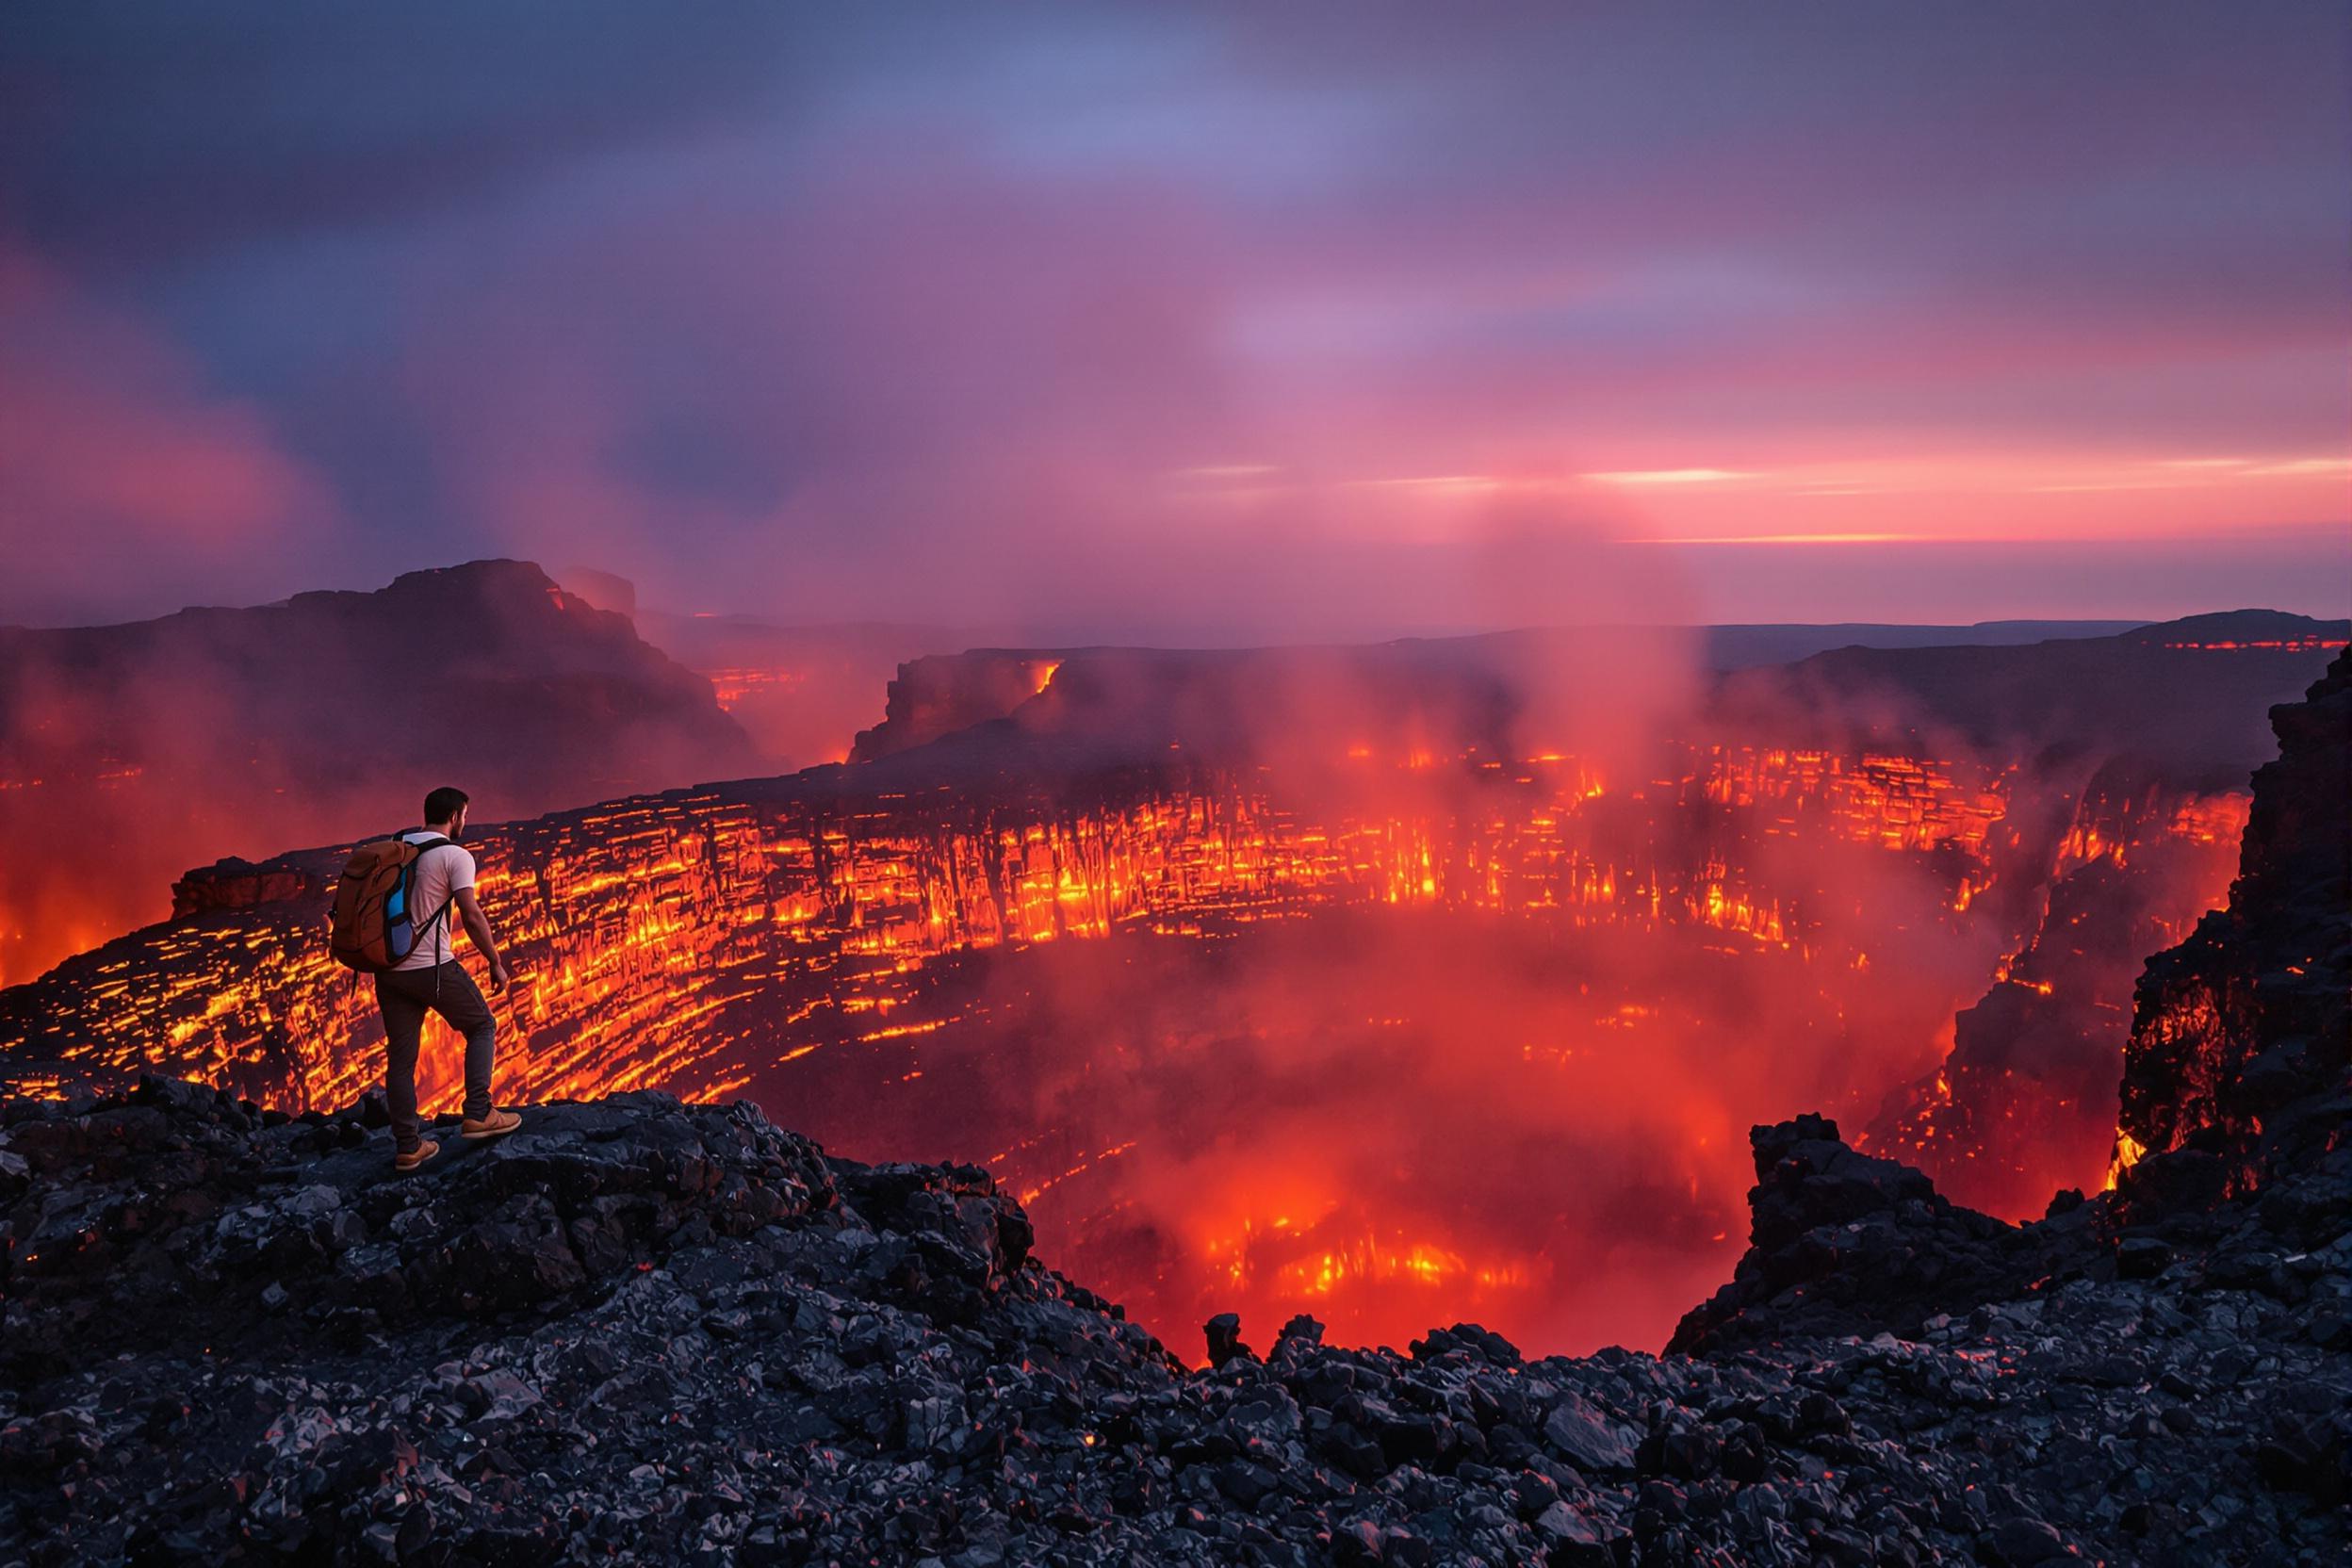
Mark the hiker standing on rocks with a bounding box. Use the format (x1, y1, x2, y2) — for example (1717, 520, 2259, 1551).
(338, 786, 521, 1169)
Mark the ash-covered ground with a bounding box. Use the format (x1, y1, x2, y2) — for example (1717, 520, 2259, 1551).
(2, 651, 2344, 1566)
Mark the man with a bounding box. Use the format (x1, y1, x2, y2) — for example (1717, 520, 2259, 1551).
(378, 785, 520, 1170)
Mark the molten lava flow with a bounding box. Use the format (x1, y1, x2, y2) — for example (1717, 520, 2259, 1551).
(3, 1070, 68, 1101)
(702, 666, 808, 711)
(2102, 1128, 2148, 1192)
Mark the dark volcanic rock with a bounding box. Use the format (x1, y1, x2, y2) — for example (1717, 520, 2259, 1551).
(2116, 646, 2351, 1209)
(1668, 1113, 2064, 1354)
(5, 1076, 2345, 1566)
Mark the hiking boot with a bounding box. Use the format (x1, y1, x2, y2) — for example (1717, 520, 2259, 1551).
(461, 1108, 523, 1141)
(395, 1139, 440, 1172)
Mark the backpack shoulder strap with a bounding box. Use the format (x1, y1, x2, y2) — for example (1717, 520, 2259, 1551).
(404, 835, 461, 945)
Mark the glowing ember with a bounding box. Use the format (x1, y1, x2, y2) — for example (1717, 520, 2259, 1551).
(2103, 1129, 2148, 1191)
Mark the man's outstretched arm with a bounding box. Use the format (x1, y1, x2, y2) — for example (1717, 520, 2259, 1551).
(451, 888, 514, 990)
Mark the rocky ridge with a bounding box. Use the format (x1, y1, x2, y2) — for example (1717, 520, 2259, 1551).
(3, 1076, 2344, 1566)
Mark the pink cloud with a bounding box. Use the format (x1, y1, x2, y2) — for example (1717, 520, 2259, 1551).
(0, 246, 332, 621)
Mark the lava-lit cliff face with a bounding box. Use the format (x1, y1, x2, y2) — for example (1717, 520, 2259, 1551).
(0, 739, 2071, 1101)
(2112, 646, 2352, 1211)
(0, 727, 2252, 1354)
(1, 769, 1278, 1110)
(1867, 765, 2249, 1216)
(0, 560, 758, 988)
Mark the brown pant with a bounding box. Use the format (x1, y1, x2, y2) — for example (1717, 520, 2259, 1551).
(374, 961, 495, 1152)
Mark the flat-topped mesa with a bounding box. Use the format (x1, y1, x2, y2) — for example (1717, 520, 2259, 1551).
(849, 649, 1072, 761)
(2113, 646, 2352, 1215)
(2121, 608, 2352, 653)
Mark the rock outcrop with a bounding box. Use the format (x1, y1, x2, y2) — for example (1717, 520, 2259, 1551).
(1666, 1114, 2070, 1355)
(2114, 648, 2351, 1211)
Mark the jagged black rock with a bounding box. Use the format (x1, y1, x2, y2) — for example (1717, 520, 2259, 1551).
(3, 1076, 2344, 1565)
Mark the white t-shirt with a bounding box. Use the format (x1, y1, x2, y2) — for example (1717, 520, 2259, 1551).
(392, 830, 476, 970)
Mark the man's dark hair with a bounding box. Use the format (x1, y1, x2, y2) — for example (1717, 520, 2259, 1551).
(423, 786, 470, 825)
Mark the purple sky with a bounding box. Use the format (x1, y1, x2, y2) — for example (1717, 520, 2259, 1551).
(3, 3, 2346, 637)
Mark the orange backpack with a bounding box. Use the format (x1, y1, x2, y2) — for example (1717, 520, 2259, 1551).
(328, 832, 453, 972)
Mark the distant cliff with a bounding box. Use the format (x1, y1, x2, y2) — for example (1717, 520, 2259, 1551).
(0, 560, 758, 986)
(850, 614, 2345, 786)
(1711, 609, 2349, 788)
